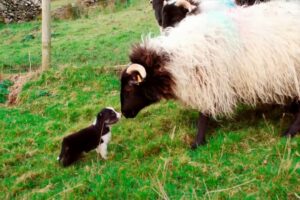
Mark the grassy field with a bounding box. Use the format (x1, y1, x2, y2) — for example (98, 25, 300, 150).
(0, 0, 299, 199)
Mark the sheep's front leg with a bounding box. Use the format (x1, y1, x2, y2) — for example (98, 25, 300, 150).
(191, 112, 209, 149)
(282, 109, 300, 137)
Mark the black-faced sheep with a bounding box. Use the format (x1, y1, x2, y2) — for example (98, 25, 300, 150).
(162, 0, 199, 29)
(121, 1, 300, 149)
(151, 0, 269, 29)
(150, 0, 165, 27)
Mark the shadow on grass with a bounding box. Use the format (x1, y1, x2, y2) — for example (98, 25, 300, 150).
(177, 104, 296, 140)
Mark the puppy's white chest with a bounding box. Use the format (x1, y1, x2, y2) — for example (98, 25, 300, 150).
(96, 130, 111, 160)
(101, 131, 111, 144)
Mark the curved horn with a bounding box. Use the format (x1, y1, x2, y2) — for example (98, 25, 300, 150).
(164, 0, 176, 6)
(175, 0, 196, 12)
(126, 64, 147, 79)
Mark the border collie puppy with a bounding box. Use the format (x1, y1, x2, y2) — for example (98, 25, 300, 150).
(58, 107, 121, 167)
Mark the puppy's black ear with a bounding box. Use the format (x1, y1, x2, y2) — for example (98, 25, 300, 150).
(96, 112, 103, 126)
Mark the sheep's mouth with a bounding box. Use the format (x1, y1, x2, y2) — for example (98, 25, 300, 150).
(122, 110, 138, 118)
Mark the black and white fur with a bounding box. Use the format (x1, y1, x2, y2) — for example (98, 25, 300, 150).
(58, 107, 121, 167)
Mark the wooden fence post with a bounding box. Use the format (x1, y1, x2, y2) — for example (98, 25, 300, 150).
(42, 0, 51, 70)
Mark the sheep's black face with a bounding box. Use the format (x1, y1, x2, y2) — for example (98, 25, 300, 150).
(121, 71, 156, 118)
(162, 3, 188, 28)
(235, 0, 256, 6)
(151, 0, 164, 26)
(58, 139, 80, 167)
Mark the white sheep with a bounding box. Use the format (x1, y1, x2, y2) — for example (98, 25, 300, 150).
(121, 0, 300, 148)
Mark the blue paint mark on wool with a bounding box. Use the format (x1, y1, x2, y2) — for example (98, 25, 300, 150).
(206, 10, 241, 47)
(206, 11, 236, 31)
(222, 0, 236, 8)
(204, 0, 237, 33)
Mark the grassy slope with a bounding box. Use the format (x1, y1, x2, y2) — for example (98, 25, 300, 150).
(0, 1, 299, 199)
(0, 0, 154, 72)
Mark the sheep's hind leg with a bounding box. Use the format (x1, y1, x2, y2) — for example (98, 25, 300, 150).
(191, 113, 209, 150)
(282, 103, 300, 137)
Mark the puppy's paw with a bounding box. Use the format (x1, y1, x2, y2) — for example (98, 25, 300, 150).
(101, 154, 108, 160)
(99, 150, 108, 160)
(281, 129, 297, 138)
(98, 144, 108, 160)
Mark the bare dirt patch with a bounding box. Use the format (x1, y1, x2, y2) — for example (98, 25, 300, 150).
(7, 70, 41, 105)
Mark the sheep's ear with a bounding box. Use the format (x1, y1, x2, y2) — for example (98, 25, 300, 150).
(126, 64, 147, 85)
(175, 0, 196, 12)
(129, 72, 144, 86)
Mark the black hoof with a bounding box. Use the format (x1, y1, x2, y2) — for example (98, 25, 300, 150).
(191, 143, 198, 150)
(281, 129, 296, 138)
(191, 140, 206, 150)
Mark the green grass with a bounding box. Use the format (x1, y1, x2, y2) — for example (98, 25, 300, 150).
(0, 0, 156, 73)
(0, 79, 13, 103)
(0, 0, 299, 199)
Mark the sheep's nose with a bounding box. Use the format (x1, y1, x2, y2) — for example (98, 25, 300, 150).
(122, 110, 136, 118)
